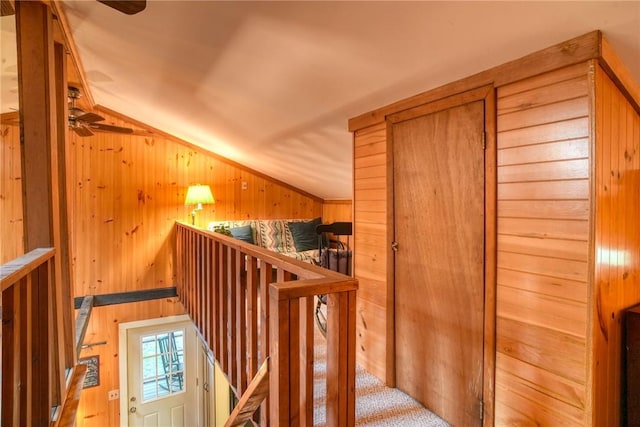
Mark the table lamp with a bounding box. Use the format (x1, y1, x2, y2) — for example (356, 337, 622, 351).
(185, 184, 214, 225)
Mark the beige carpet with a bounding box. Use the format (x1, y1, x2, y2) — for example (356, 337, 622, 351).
(312, 326, 450, 427)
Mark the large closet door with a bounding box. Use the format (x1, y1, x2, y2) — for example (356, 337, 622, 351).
(392, 99, 485, 426)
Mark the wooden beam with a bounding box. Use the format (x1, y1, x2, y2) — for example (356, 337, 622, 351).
(49, 1, 95, 107)
(16, 0, 59, 251)
(73, 287, 178, 309)
(349, 30, 602, 131)
(53, 364, 88, 427)
(74, 295, 94, 358)
(600, 35, 640, 113)
(54, 37, 75, 369)
(1, 0, 14, 16)
(224, 358, 270, 427)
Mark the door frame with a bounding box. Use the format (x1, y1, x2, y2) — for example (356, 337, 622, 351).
(386, 85, 497, 425)
(118, 314, 193, 426)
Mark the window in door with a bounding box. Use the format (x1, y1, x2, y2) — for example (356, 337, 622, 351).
(140, 329, 185, 401)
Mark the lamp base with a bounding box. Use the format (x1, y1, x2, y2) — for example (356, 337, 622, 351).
(191, 210, 196, 225)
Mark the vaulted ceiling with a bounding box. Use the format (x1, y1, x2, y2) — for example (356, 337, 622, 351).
(7, 1, 640, 199)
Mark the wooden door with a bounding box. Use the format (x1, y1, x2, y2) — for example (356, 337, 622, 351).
(127, 321, 197, 427)
(392, 99, 485, 426)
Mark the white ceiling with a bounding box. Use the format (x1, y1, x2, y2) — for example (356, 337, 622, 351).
(31, 2, 640, 198)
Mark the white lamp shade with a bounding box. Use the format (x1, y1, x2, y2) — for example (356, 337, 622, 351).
(185, 184, 214, 205)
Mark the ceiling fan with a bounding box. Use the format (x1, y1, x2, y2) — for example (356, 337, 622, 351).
(68, 86, 133, 137)
(97, 1, 146, 15)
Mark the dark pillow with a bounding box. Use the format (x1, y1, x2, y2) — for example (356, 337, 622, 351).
(288, 217, 321, 252)
(229, 225, 254, 244)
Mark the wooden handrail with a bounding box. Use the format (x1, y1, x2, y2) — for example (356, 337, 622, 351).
(0, 247, 55, 290)
(175, 221, 358, 426)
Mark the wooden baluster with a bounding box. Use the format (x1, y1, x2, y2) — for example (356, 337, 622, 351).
(246, 256, 259, 380)
(236, 250, 247, 395)
(228, 246, 238, 387)
(2, 284, 16, 426)
(34, 261, 51, 425)
(259, 262, 272, 427)
(212, 241, 220, 358)
(23, 275, 32, 425)
(270, 295, 291, 426)
(299, 295, 314, 427)
(195, 234, 201, 332)
(204, 239, 212, 347)
(325, 291, 356, 427)
(219, 242, 228, 373)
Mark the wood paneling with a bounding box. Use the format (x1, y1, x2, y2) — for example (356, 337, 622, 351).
(0, 120, 23, 264)
(322, 200, 352, 223)
(591, 64, 640, 427)
(349, 33, 639, 426)
(75, 298, 184, 427)
(59, 111, 324, 426)
(495, 64, 590, 425)
(352, 122, 389, 381)
(67, 110, 322, 298)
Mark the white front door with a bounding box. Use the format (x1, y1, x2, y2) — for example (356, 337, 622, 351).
(126, 320, 196, 427)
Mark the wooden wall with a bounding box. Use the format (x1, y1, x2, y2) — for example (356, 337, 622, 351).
(76, 298, 184, 427)
(592, 64, 640, 427)
(352, 122, 389, 381)
(0, 117, 23, 264)
(350, 35, 640, 424)
(494, 63, 591, 425)
(67, 110, 323, 298)
(322, 199, 352, 223)
(2, 103, 345, 426)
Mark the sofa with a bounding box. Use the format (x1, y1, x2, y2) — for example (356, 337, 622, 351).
(207, 217, 322, 263)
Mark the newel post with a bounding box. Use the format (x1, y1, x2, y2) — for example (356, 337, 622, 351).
(325, 290, 357, 427)
(269, 290, 292, 426)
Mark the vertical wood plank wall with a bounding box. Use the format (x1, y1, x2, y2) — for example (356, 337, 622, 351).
(0, 119, 23, 263)
(75, 299, 184, 427)
(352, 122, 389, 381)
(67, 110, 323, 298)
(0, 110, 326, 426)
(592, 64, 640, 427)
(495, 63, 591, 425)
(322, 199, 352, 223)
(66, 111, 324, 425)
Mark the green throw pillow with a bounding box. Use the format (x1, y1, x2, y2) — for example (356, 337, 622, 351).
(287, 218, 321, 252)
(229, 225, 254, 244)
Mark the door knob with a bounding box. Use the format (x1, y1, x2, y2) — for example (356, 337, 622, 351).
(391, 241, 399, 252)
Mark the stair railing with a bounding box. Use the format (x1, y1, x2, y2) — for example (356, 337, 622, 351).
(175, 222, 358, 426)
(1, 248, 86, 426)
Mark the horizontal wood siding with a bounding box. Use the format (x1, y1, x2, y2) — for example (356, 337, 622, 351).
(353, 122, 389, 381)
(0, 120, 23, 264)
(495, 62, 591, 425)
(592, 64, 640, 427)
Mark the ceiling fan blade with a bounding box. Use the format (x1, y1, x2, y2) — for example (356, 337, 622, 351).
(89, 123, 134, 134)
(97, 0, 146, 15)
(76, 111, 105, 123)
(72, 124, 95, 137)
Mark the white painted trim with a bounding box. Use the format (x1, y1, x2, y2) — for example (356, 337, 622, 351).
(118, 314, 191, 426)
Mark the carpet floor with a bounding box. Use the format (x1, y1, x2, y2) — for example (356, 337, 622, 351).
(312, 326, 450, 427)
